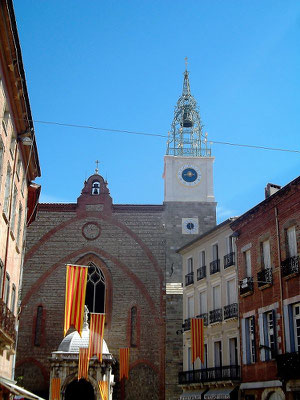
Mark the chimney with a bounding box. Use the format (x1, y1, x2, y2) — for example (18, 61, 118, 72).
(265, 183, 281, 199)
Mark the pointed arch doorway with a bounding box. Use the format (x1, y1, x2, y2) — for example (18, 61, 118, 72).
(64, 379, 95, 400)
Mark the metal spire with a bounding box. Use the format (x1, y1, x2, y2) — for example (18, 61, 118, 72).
(166, 62, 211, 157)
(95, 160, 99, 174)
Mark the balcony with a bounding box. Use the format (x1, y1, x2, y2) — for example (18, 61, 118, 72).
(196, 313, 208, 326)
(224, 303, 238, 320)
(179, 365, 240, 384)
(197, 266, 206, 280)
(0, 299, 16, 350)
(224, 252, 235, 269)
(182, 318, 191, 331)
(276, 352, 300, 380)
(185, 272, 194, 286)
(210, 259, 220, 275)
(257, 268, 273, 288)
(209, 308, 222, 324)
(281, 256, 299, 278)
(239, 277, 254, 296)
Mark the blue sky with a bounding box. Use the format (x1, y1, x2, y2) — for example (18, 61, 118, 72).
(14, 0, 300, 222)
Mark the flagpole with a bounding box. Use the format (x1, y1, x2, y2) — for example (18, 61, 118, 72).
(65, 264, 89, 268)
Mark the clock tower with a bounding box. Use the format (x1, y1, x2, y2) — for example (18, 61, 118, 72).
(163, 66, 216, 400)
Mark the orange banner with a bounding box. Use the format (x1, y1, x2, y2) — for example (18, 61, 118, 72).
(119, 348, 130, 380)
(88, 313, 105, 362)
(51, 377, 61, 400)
(191, 318, 204, 363)
(78, 347, 89, 380)
(98, 380, 108, 400)
(64, 264, 88, 336)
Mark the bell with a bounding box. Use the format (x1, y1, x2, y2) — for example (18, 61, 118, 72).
(182, 107, 193, 127)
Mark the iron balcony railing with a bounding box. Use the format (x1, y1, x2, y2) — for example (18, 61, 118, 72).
(182, 318, 191, 331)
(276, 352, 300, 380)
(257, 268, 273, 287)
(185, 271, 194, 286)
(210, 259, 220, 275)
(224, 252, 235, 269)
(197, 266, 206, 280)
(179, 365, 240, 385)
(209, 308, 222, 324)
(196, 313, 208, 326)
(281, 256, 299, 278)
(0, 298, 16, 345)
(239, 276, 254, 295)
(224, 303, 238, 320)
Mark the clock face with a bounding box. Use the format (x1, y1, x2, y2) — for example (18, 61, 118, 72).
(182, 218, 199, 234)
(178, 165, 201, 186)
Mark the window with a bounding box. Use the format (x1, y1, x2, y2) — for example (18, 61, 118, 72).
(34, 305, 43, 346)
(199, 290, 207, 315)
(243, 316, 256, 364)
(10, 184, 17, 233)
(214, 341, 222, 368)
(293, 303, 300, 352)
(261, 240, 271, 269)
(16, 203, 23, 246)
(187, 346, 192, 370)
(187, 295, 194, 319)
(85, 263, 105, 313)
(227, 236, 234, 254)
(287, 226, 297, 258)
(201, 344, 208, 369)
(259, 310, 277, 361)
(212, 243, 219, 261)
(91, 180, 100, 195)
(3, 164, 12, 215)
(213, 285, 221, 310)
(187, 257, 193, 274)
(4, 273, 10, 305)
(229, 338, 238, 365)
(199, 251, 205, 268)
(10, 284, 16, 313)
(244, 250, 252, 277)
(130, 306, 137, 347)
(227, 278, 236, 305)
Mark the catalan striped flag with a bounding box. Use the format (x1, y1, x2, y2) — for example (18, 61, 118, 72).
(119, 348, 130, 380)
(64, 264, 88, 337)
(78, 347, 89, 380)
(98, 380, 108, 400)
(191, 318, 204, 363)
(88, 313, 105, 362)
(51, 377, 61, 400)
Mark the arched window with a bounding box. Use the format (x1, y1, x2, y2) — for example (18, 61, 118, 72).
(85, 263, 105, 313)
(91, 180, 100, 195)
(130, 306, 137, 347)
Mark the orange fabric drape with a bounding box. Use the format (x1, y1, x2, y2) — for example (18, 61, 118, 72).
(98, 380, 108, 400)
(191, 318, 204, 363)
(51, 378, 61, 400)
(88, 313, 105, 361)
(119, 348, 130, 380)
(78, 347, 89, 380)
(64, 265, 88, 336)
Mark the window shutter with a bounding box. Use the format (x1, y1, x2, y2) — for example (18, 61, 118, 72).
(283, 305, 291, 352)
(252, 316, 257, 362)
(288, 304, 295, 352)
(245, 318, 251, 364)
(263, 313, 270, 361)
(241, 319, 247, 364)
(258, 313, 265, 362)
(272, 309, 277, 356)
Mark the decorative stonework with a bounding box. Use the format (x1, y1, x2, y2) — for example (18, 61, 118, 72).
(82, 222, 101, 241)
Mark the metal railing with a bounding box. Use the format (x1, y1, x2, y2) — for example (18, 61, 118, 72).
(179, 365, 240, 384)
(257, 268, 273, 287)
(0, 298, 16, 344)
(281, 256, 299, 277)
(209, 308, 222, 324)
(210, 259, 220, 275)
(185, 272, 194, 286)
(197, 266, 206, 280)
(224, 252, 235, 269)
(182, 318, 191, 331)
(196, 313, 208, 326)
(239, 277, 254, 295)
(224, 303, 238, 320)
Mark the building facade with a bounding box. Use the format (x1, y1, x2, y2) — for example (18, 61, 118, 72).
(0, 1, 41, 398)
(16, 68, 216, 400)
(178, 218, 240, 400)
(231, 178, 300, 400)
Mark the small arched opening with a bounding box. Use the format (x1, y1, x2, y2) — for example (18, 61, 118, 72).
(65, 379, 95, 400)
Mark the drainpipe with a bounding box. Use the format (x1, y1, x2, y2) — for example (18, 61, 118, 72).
(275, 206, 285, 354)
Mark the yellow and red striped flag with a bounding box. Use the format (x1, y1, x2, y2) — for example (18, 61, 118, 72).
(78, 347, 89, 380)
(51, 377, 61, 400)
(64, 264, 88, 337)
(119, 348, 130, 380)
(191, 318, 204, 363)
(98, 380, 108, 400)
(88, 313, 105, 361)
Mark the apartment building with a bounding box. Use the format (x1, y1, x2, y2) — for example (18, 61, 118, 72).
(231, 178, 300, 400)
(178, 218, 240, 400)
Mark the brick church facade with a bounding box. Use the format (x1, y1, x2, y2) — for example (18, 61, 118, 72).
(16, 69, 216, 400)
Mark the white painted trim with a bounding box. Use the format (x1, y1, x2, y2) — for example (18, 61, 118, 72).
(241, 243, 252, 252)
(242, 309, 256, 319)
(283, 295, 300, 306)
(240, 380, 282, 389)
(258, 302, 278, 314)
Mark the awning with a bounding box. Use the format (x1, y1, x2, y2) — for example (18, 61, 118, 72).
(180, 389, 206, 400)
(0, 376, 45, 400)
(204, 388, 235, 400)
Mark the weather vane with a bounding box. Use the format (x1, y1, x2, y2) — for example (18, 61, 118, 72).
(95, 160, 99, 174)
(185, 56, 188, 71)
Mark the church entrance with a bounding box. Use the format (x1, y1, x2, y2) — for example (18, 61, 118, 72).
(65, 379, 95, 400)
